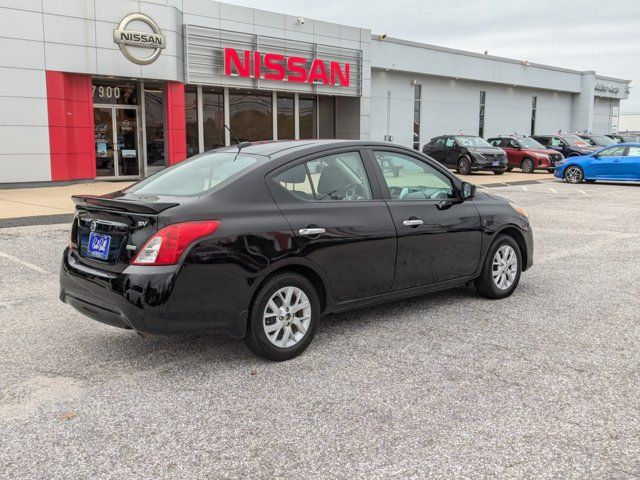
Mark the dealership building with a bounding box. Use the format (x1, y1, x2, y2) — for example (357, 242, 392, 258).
(0, 0, 631, 185)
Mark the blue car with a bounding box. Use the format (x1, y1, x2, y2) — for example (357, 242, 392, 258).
(554, 143, 640, 183)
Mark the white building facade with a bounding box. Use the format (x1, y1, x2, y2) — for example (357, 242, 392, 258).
(0, 0, 630, 185)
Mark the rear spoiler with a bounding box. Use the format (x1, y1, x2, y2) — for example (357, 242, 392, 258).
(72, 195, 179, 215)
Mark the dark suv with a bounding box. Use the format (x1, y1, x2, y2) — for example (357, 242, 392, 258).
(487, 136, 563, 173)
(422, 135, 508, 175)
(531, 134, 597, 158)
(577, 134, 616, 148)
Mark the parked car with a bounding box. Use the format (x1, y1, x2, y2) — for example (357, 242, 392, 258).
(422, 135, 508, 175)
(554, 142, 640, 183)
(577, 134, 616, 148)
(487, 135, 563, 173)
(532, 134, 598, 158)
(607, 133, 640, 143)
(60, 140, 533, 361)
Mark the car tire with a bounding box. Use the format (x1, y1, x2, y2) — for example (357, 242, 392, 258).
(475, 234, 522, 299)
(245, 272, 320, 361)
(457, 157, 472, 175)
(547, 169, 555, 174)
(506, 166, 514, 172)
(521, 158, 535, 173)
(493, 170, 505, 175)
(564, 166, 584, 184)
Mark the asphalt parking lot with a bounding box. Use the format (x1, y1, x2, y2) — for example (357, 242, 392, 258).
(1, 179, 639, 479)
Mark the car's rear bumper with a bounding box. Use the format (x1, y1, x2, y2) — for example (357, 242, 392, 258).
(59, 249, 248, 337)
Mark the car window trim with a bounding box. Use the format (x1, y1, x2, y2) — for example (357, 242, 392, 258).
(362, 147, 462, 202)
(266, 147, 384, 203)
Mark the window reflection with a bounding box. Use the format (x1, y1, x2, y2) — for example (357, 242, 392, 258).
(185, 85, 198, 157)
(203, 87, 225, 151)
(229, 90, 272, 142)
(277, 94, 294, 140)
(299, 95, 317, 139)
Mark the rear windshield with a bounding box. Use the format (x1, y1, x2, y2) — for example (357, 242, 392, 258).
(126, 152, 261, 196)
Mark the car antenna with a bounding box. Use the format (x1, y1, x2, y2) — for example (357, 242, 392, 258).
(224, 124, 251, 160)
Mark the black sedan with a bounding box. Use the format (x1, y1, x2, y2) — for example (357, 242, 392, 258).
(422, 135, 508, 175)
(60, 140, 533, 361)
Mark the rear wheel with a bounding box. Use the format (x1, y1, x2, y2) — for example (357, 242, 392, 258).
(245, 272, 320, 361)
(564, 166, 584, 184)
(475, 235, 522, 299)
(520, 158, 535, 173)
(457, 157, 471, 175)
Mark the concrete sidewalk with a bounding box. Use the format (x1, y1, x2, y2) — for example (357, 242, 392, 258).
(0, 182, 133, 220)
(0, 171, 554, 223)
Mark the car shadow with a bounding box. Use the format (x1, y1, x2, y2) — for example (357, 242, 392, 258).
(73, 286, 478, 366)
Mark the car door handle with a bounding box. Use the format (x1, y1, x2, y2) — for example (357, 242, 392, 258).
(299, 227, 326, 236)
(403, 219, 424, 227)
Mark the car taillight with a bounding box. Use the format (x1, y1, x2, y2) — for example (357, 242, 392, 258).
(132, 220, 220, 266)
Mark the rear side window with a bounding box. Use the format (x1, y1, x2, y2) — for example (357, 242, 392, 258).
(627, 146, 640, 156)
(275, 151, 373, 202)
(127, 152, 260, 196)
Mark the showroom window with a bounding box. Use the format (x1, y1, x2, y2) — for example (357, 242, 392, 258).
(277, 94, 295, 140)
(299, 95, 318, 139)
(413, 84, 421, 150)
(229, 90, 273, 142)
(185, 85, 198, 157)
(479, 91, 486, 138)
(203, 87, 225, 151)
(144, 82, 166, 169)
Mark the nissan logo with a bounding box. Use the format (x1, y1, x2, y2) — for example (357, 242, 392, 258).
(113, 13, 165, 65)
(90, 221, 97, 232)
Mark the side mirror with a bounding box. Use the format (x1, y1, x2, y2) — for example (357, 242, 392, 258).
(461, 182, 476, 200)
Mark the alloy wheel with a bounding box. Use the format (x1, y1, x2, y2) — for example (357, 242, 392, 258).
(492, 245, 518, 290)
(564, 166, 583, 184)
(263, 286, 311, 348)
(521, 158, 534, 173)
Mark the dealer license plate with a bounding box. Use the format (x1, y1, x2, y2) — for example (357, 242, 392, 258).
(87, 232, 111, 260)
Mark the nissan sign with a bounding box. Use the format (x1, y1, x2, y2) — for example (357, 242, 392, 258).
(113, 13, 165, 65)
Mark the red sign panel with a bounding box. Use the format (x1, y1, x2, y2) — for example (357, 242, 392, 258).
(224, 48, 350, 87)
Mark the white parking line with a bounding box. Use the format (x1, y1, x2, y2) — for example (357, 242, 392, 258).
(578, 190, 587, 195)
(549, 188, 557, 193)
(0, 252, 48, 274)
(522, 186, 528, 191)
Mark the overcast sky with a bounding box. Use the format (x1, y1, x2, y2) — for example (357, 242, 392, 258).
(227, 0, 640, 113)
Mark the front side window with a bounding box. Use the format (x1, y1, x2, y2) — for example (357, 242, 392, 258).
(550, 137, 565, 147)
(508, 139, 519, 148)
(374, 151, 455, 200)
(445, 137, 455, 148)
(626, 146, 640, 156)
(598, 146, 625, 157)
(127, 152, 260, 196)
(275, 152, 373, 202)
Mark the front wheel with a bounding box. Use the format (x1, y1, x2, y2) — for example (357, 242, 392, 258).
(521, 158, 535, 173)
(457, 157, 472, 175)
(475, 235, 522, 299)
(245, 273, 320, 361)
(493, 170, 505, 175)
(564, 166, 584, 184)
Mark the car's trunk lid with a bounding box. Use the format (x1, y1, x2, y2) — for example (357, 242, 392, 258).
(70, 193, 184, 273)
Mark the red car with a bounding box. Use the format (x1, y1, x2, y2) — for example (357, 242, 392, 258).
(488, 136, 564, 173)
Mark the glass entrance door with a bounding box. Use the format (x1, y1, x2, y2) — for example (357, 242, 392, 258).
(94, 106, 140, 178)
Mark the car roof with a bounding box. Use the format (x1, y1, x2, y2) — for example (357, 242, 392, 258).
(210, 139, 418, 159)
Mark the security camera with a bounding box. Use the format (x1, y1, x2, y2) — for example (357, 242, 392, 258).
(297, 16, 305, 24)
